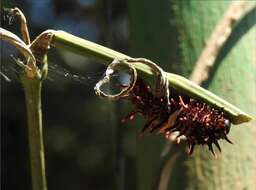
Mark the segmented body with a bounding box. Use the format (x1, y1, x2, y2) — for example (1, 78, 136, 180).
(123, 78, 232, 155)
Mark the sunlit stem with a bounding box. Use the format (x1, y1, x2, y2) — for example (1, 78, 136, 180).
(51, 30, 253, 124)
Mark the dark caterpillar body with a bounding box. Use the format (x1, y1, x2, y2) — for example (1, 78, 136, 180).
(122, 78, 232, 155)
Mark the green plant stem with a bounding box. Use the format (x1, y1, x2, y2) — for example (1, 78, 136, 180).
(52, 30, 252, 124)
(21, 75, 47, 190)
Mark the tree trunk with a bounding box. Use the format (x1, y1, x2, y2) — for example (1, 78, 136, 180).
(128, 0, 256, 189)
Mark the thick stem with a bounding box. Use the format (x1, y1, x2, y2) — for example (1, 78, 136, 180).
(51, 30, 252, 124)
(21, 75, 47, 190)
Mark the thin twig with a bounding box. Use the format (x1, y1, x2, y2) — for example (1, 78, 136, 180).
(0, 27, 39, 78)
(190, 1, 251, 85)
(1, 8, 49, 190)
(21, 76, 47, 190)
(157, 154, 179, 190)
(11, 7, 31, 45)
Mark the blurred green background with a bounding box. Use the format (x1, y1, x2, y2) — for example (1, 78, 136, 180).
(1, 0, 137, 189)
(1, 0, 256, 190)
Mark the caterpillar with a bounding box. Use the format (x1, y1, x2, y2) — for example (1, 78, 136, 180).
(122, 77, 232, 156)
